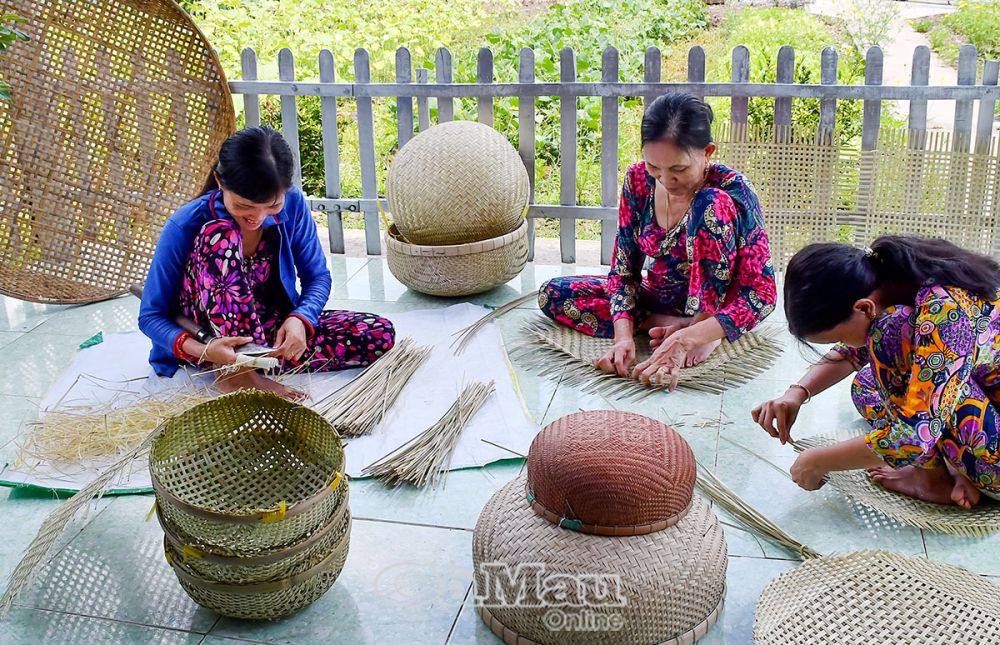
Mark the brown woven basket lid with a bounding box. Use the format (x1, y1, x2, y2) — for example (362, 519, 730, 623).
(0, 0, 235, 304)
(526, 411, 695, 536)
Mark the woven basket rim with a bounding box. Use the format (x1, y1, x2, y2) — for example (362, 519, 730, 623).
(150, 390, 344, 523)
(385, 219, 527, 256)
(158, 488, 350, 566)
(164, 517, 351, 594)
(476, 586, 726, 645)
(527, 495, 694, 536)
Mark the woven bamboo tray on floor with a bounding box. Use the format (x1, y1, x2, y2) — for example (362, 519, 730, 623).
(0, 0, 234, 303)
(513, 317, 783, 397)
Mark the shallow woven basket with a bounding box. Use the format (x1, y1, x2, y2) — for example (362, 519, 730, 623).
(527, 411, 696, 536)
(387, 121, 529, 245)
(0, 0, 235, 304)
(385, 219, 529, 297)
(754, 550, 1000, 644)
(149, 390, 345, 555)
(157, 485, 350, 584)
(474, 476, 727, 645)
(165, 515, 352, 620)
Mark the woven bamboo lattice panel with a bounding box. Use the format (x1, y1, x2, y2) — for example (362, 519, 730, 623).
(754, 550, 1000, 645)
(713, 124, 1000, 270)
(796, 433, 1000, 537)
(0, 0, 235, 303)
(513, 316, 783, 397)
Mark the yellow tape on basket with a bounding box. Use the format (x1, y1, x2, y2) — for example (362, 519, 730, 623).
(330, 472, 343, 492)
(182, 544, 204, 562)
(145, 500, 158, 523)
(261, 500, 288, 523)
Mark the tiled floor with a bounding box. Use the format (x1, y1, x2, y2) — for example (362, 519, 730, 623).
(1, 256, 998, 644)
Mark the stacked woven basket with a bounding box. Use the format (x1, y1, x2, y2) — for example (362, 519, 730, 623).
(386, 121, 531, 297)
(473, 410, 727, 644)
(149, 391, 350, 620)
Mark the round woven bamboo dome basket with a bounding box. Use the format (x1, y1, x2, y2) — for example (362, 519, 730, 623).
(473, 476, 727, 645)
(149, 390, 345, 555)
(387, 120, 529, 246)
(164, 513, 351, 620)
(385, 219, 529, 297)
(527, 411, 696, 536)
(754, 550, 1000, 644)
(157, 485, 351, 585)
(0, 0, 235, 304)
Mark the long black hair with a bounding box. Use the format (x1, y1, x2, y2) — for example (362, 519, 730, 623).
(785, 236, 1000, 339)
(640, 92, 714, 150)
(200, 126, 294, 203)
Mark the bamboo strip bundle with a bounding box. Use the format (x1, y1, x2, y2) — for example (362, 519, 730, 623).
(450, 292, 538, 353)
(362, 381, 495, 487)
(695, 466, 820, 560)
(18, 391, 211, 466)
(312, 337, 431, 437)
(513, 317, 783, 399)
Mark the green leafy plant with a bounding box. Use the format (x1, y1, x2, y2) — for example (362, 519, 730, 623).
(942, 0, 1000, 61)
(0, 13, 29, 101)
(911, 18, 933, 34)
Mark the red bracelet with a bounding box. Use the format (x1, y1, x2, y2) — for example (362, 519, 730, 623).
(173, 331, 197, 362)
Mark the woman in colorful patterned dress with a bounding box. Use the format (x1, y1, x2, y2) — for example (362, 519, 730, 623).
(753, 236, 1000, 508)
(538, 93, 777, 390)
(139, 126, 395, 400)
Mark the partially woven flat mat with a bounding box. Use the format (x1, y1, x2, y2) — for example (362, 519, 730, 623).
(513, 317, 783, 397)
(754, 549, 1000, 645)
(797, 434, 1000, 537)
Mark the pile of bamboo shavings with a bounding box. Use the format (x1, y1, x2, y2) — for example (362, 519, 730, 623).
(362, 381, 495, 487)
(312, 337, 432, 437)
(17, 390, 212, 467)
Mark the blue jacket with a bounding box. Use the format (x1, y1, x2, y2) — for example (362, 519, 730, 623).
(138, 187, 331, 376)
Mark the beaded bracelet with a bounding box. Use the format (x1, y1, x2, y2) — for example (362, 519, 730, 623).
(788, 383, 812, 404)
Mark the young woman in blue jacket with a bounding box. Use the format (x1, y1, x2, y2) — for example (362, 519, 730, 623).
(139, 126, 395, 400)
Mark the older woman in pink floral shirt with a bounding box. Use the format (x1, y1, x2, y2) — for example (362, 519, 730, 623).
(538, 93, 777, 389)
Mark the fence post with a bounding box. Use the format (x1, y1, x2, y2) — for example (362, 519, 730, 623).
(318, 49, 344, 254)
(435, 48, 454, 123)
(731, 46, 750, 145)
(241, 48, 260, 128)
(478, 48, 494, 126)
(858, 47, 883, 222)
(774, 45, 794, 143)
(519, 47, 537, 262)
(907, 46, 930, 149)
(396, 48, 414, 149)
(976, 60, 999, 155)
(278, 48, 302, 188)
(601, 46, 620, 267)
(644, 47, 661, 111)
(354, 48, 381, 255)
(560, 46, 577, 264)
(416, 68, 431, 132)
(687, 46, 705, 100)
(818, 47, 838, 145)
(953, 45, 977, 153)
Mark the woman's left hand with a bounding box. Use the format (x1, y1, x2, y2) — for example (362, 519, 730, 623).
(272, 316, 308, 362)
(790, 449, 828, 491)
(631, 329, 695, 391)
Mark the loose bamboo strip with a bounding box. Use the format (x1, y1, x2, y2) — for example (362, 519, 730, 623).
(312, 337, 431, 437)
(0, 429, 160, 618)
(362, 381, 495, 487)
(450, 292, 538, 353)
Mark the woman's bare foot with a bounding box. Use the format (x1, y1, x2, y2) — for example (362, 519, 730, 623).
(868, 464, 956, 506)
(683, 338, 722, 367)
(216, 368, 307, 402)
(945, 460, 981, 510)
